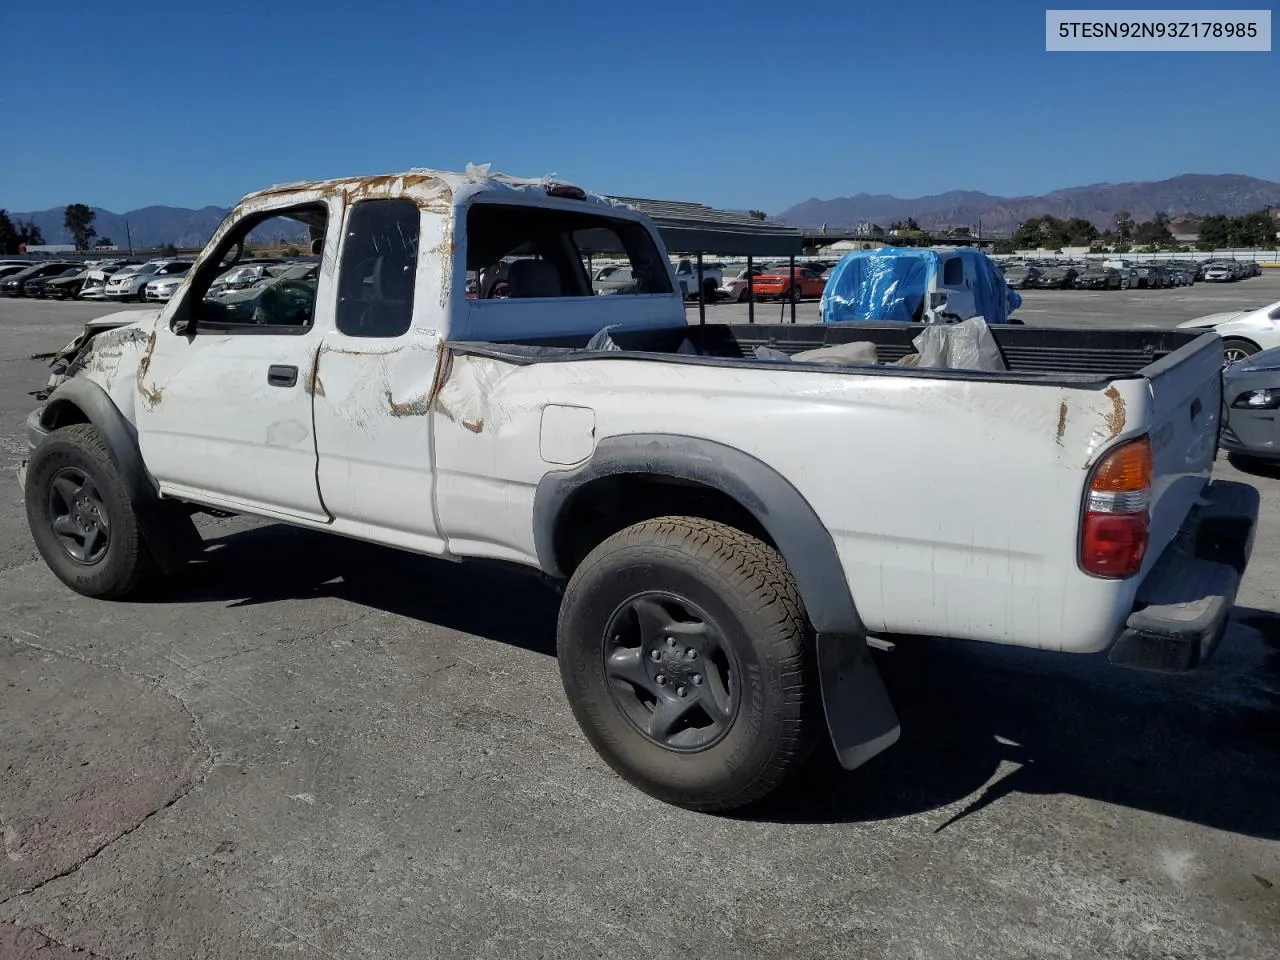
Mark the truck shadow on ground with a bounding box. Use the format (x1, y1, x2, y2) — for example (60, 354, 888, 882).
(164, 523, 1280, 840)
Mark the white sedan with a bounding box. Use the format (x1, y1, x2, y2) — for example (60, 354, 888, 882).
(1177, 298, 1280, 363)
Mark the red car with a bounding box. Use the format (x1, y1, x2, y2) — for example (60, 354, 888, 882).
(749, 266, 827, 302)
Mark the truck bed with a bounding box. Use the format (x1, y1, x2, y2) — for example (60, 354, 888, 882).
(452, 322, 1209, 385)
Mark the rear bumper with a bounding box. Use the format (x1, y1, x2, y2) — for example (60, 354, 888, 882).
(1109, 479, 1259, 672)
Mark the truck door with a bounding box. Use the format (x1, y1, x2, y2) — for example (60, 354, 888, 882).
(134, 197, 337, 522)
(310, 197, 449, 556)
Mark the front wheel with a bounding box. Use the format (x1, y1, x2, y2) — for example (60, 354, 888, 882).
(25, 424, 159, 599)
(1222, 338, 1260, 365)
(790, 285, 803, 303)
(557, 517, 818, 811)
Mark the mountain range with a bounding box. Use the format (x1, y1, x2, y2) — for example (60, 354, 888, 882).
(776, 174, 1280, 233)
(9, 173, 1280, 248)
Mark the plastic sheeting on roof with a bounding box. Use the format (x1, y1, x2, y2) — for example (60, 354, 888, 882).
(820, 247, 1020, 324)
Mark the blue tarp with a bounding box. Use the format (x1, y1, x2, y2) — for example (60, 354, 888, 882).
(820, 247, 1021, 324)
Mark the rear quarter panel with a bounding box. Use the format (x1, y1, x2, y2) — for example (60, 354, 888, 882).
(432, 353, 1170, 653)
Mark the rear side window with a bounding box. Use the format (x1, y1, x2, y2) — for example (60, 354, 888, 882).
(466, 204, 673, 300)
(336, 198, 420, 338)
(942, 257, 963, 286)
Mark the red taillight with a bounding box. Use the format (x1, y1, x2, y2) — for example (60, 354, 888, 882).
(1081, 436, 1152, 578)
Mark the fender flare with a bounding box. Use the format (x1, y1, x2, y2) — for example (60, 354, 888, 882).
(532, 433, 900, 770)
(34, 380, 197, 575)
(39, 378, 157, 504)
(534, 433, 862, 635)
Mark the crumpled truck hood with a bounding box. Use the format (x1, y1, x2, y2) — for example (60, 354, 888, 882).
(38, 308, 159, 399)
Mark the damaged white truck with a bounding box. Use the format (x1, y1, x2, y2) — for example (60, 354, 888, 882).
(21, 169, 1259, 811)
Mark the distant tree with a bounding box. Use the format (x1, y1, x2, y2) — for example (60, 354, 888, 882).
(1011, 217, 1044, 249)
(1132, 215, 1173, 246)
(1236, 210, 1276, 247)
(747, 210, 767, 221)
(1112, 242, 1131, 254)
(992, 239, 1015, 254)
(282, 245, 301, 257)
(95, 237, 114, 247)
(17, 219, 43, 247)
(160, 242, 178, 256)
(1197, 214, 1232, 249)
(64, 203, 97, 250)
(950, 225, 971, 238)
(0, 209, 17, 254)
(1065, 217, 1099, 244)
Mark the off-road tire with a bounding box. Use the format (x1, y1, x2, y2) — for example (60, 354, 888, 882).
(25, 424, 158, 599)
(557, 516, 818, 811)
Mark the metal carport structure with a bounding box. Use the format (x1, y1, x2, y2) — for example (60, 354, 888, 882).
(603, 196, 806, 324)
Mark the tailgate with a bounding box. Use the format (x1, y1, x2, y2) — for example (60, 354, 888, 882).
(1142, 334, 1223, 565)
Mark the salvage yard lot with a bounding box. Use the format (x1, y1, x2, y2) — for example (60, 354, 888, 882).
(2, 284, 1279, 959)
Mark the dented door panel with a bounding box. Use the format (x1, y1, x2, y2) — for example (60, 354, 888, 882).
(310, 207, 449, 554)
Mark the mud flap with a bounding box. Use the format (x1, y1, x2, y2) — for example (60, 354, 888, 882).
(136, 502, 203, 577)
(816, 632, 901, 770)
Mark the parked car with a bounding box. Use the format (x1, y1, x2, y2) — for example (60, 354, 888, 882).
(200, 264, 319, 322)
(1176, 298, 1280, 363)
(717, 265, 774, 302)
(21, 168, 1254, 813)
(29, 268, 89, 300)
(79, 261, 140, 300)
(1031, 265, 1079, 289)
(1001, 263, 1042, 289)
(0, 261, 81, 297)
(749, 265, 827, 302)
(1203, 263, 1234, 282)
(1074, 266, 1122, 290)
(590, 264, 638, 295)
(143, 263, 196, 302)
(25, 267, 83, 299)
(0, 263, 33, 280)
(105, 260, 194, 301)
(1130, 265, 1157, 288)
(671, 259, 723, 301)
(1219, 346, 1280, 464)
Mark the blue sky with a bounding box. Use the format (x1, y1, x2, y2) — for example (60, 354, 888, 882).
(1, 1, 1274, 214)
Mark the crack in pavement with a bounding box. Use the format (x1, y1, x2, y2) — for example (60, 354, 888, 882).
(3, 920, 114, 960)
(0, 635, 216, 914)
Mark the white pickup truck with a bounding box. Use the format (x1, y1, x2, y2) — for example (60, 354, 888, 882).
(21, 168, 1258, 812)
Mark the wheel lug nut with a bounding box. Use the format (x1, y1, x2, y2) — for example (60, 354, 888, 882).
(677, 686, 687, 698)
(666, 637, 676, 647)
(655, 674, 666, 686)
(692, 674, 703, 686)
(650, 650, 661, 661)
(685, 649, 697, 660)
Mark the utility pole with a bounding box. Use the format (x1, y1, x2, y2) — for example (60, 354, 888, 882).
(124, 219, 133, 255)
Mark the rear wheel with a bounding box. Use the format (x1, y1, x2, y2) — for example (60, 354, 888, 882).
(790, 285, 803, 303)
(25, 424, 159, 599)
(557, 517, 817, 811)
(1222, 338, 1260, 365)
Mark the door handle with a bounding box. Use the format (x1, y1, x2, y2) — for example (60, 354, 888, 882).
(267, 364, 298, 388)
